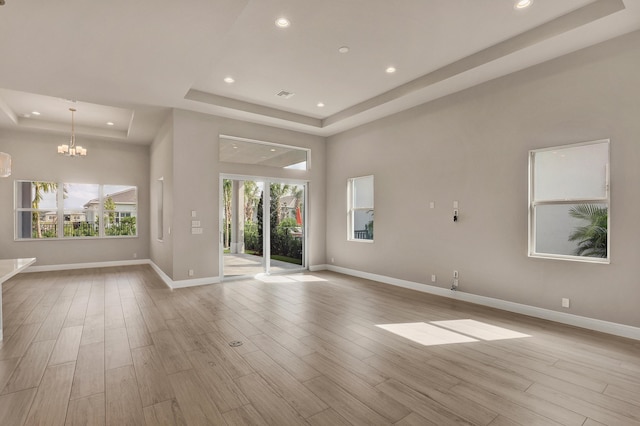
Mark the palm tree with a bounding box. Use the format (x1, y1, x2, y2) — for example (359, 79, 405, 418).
(269, 183, 291, 224)
(223, 179, 232, 249)
(568, 204, 608, 258)
(32, 182, 58, 238)
(244, 181, 260, 222)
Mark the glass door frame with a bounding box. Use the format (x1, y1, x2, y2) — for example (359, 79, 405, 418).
(219, 173, 308, 280)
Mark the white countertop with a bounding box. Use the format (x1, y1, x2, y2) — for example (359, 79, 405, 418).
(0, 258, 36, 284)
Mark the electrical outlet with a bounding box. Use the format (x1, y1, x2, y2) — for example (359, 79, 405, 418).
(331, 257, 335, 263)
(133, 253, 137, 259)
(562, 298, 570, 308)
(188, 269, 194, 277)
(453, 270, 459, 279)
(431, 274, 436, 283)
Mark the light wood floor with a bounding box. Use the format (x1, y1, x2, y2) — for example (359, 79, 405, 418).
(0, 266, 638, 426)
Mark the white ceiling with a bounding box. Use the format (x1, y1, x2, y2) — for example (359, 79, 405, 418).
(0, 0, 638, 144)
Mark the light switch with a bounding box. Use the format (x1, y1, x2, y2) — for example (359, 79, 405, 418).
(191, 210, 197, 218)
(191, 227, 203, 234)
(192, 220, 201, 227)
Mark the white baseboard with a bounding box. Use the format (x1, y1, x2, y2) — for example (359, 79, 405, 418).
(170, 276, 221, 289)
(26, 259, 149, 273)
(27, 259, 220, 290)
(327, 265, 640, 341)
(146, 261, 220, 289)
(309, 264, 328, 272)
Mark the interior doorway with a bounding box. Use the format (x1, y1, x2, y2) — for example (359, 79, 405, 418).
(221, 176, 307, 279)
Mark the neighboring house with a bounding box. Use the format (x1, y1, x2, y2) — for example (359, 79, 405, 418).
(279, 195, 298, 221)
(42, 211, 86, 223)
(278, 194, 303, 239)
(83, 187, 137, 223)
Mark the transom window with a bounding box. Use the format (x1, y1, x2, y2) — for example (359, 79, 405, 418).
(528, 140, 609, 263)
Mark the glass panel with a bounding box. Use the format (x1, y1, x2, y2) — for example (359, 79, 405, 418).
(15, 181, 59, 239)
(16, 211, 58, 239)
(535, 203, 607, 258)
(353, 176, 374, 208)
(63, 183, 99, 237)
(270, 182, 304, 272)
(353, 209, 374, 240)
(219, 136, 308, 170)
(15, 181, 58, 209)
(103, 185, 137, 236)
(223, 179, 265, 278)
(534, 142, 608, 201)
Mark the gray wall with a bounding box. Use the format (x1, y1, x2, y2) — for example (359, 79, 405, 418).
(150, 115, 174, 277)
(152, 109, 326, 281)
(326, 31, 640, 327)
(0, 129, 150, 266)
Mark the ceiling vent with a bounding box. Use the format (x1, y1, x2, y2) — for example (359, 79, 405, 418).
(276, 90, 295, 99)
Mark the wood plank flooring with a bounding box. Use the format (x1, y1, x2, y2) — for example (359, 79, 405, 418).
(0, 265, 638, 425)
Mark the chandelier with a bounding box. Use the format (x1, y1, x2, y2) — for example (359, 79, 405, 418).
(58, 108, 87, 157)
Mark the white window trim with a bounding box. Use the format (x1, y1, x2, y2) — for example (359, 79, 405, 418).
(528, 139, 610, 263)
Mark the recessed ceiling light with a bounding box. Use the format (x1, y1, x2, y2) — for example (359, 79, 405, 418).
(31, 111, 41, 116)
(275, 17, 290, 28)
(270, 148, 276, 152)
(224, 76, 235, 84)
(317, 102, 325, 108)
(338, 46, 349, 54)
(106, 122, 115, 126)
(515, 0, 533, 9)
(386, 66, 397, 74)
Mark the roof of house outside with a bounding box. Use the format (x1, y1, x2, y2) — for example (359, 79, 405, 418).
(84, 187, 137, 208)
(280, 195, 298, 209)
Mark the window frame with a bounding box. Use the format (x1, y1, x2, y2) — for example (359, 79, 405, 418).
(347, 175, 374, 242)
(528, 139, 610, 263)
(14, 181, 59, 240)
(14, 181, 138, 241)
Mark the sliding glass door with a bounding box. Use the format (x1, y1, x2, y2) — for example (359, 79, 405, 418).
(221, 176, 306, 279)
(268, 182, 305, 273)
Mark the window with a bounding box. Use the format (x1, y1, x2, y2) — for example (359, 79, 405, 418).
(15, 181, 137, 239)
(102, 185, 137, 236)
(64, 183, 99, 237)
(15, 181, 58, 239)
(219, 135, 309, 170)
(348, 175, 374, 241)
(529, 140, 609, 262)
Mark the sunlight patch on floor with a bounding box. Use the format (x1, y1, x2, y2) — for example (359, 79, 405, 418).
(376, 319, 530, 346)
(289, 275, 327, 282)
(432, 319, 531, 341)
(253, 273, 327, 283)
(376, 322, 478, 346)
